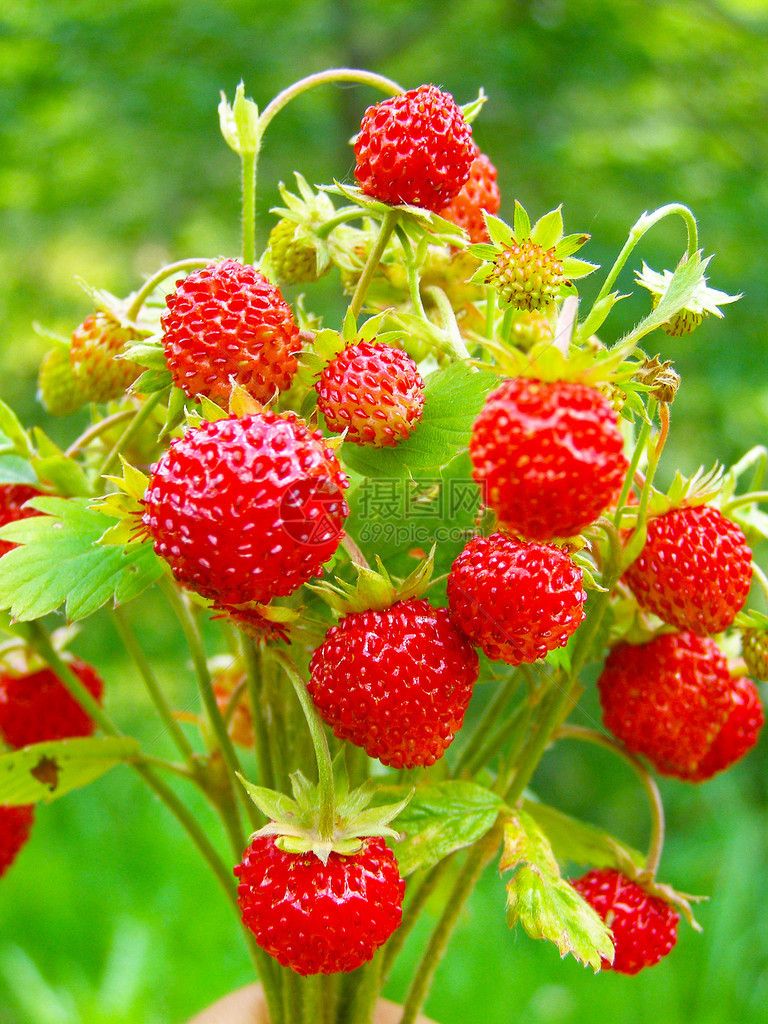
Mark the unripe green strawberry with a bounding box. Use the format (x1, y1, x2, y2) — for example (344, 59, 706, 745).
(742, 629, 768, 682)
(486, 240, 564, 311)
(269, 218, 328, 286)
(656, 303, 704, 337)
(37, 347, 89, 415)
(70, 311, 144, 402)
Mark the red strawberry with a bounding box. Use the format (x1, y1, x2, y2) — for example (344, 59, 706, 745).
(571, 869, 679, 974)
(161, 260, 301, 405)
(316, 340, 425, 447)
(70, 311, 144, 402)
(447, 532, 586, 665)
(0, 805, 35, 877)
(684, 675, 764, 781)
(235, 835, 404, 975)
(597, 632, 732, 777)
(308, 598, 479, 768)
(0, 658, 104, 748)
(624, 505, 752, 635)
(142, 412, 349, 607)
(0, 484, 45, 558)
(354, 85, 474, 212)
(439, 147, 501, 243)
(470, 378, 628, 541)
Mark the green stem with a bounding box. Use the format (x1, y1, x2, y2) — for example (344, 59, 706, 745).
(485, 287, 497, 340)
(612, 413, 654, 531)
(241, 640, 277, 792)
(64, 410, 134, 457)
(112, 606, 197, 765)
(241, 151, 257, 265)
(315, 207, 366, 239)
(380, 859, 453, 984)
(723, 490, 768, 512)
(126, 258, 213, 321)
(397, 226, 428, 321)
(348, 209, 399, 321)
(98, 390, 165, 480)
(272, 651, 335, 841)
(423, 286, 471, 360)
(555, 725, 666, 876)
(451, 671, 523, 777)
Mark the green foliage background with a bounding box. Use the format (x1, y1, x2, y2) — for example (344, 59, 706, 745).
(0, 1, 767, 1021)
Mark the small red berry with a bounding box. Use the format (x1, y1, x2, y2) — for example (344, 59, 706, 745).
(0, 484, 45, 558)
(0, 658, 104, 748)
(439, 147, 501, 242)
(235, 835, 404, 975)
(598, 632, 733, 777)
(447, 532, 586, 665)
(354, 85, 474, 213)
(161, 260, 301, 405)
(470, 378, 628, 541)
(308, 598, 479, 769)
(316, 340, 425, 447)
(0, 805, 35, 877)
(571, 869, 679, 974)
(624, 505, 752, 635)
(685, 675, 764, 781)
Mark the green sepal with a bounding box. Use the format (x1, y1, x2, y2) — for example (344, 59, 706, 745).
(218, 82, 261, 156)
(308, 547, 435, 616)
(530, 207, 564, 250)
(459, 88, 487, 124)
(0, 400, 35, 459)
(130, 368, 173, 396)
(0, 455, 38, 486)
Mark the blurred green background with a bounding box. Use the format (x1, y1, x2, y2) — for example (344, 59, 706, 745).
(1, 0, 767, 1021)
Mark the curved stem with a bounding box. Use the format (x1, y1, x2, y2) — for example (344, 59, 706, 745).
(348, 209, 399, 321)
(423, 286, 471, 361)
(380, 858, 454, 984)
(555, 724, 665, 876)
(98, 391, 165, 480)
(126, 258, 212, 321)
(340, 532, 371, 570)
(64, 410, 134, 457)
(315, 207, 366, 240)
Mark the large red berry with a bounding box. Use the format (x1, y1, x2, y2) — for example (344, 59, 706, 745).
(598, 632, 732, 777)
(161, 260, 301, 404)
(142, 412, 348, 607)
(470, 378, 628, 541)
(235, 835, 404, 975)
(316, 340, 425, 447)
(685, 675, 764, 781)
(447, 532, 586, 665)
(439, 147, 501, 243)
(0, 484, 45, 558)
(571, 869, 679, 974)
(0, 658, 104, 748)
(308, 598, 479, 768)
(624, 504, 752, 635)
(0, 805, 35, 877)
(354, 85, 474, 212)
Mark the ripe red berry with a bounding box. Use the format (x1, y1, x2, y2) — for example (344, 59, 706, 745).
(470, 378, 627, 541)
(0, 805, 35, 878)
(161, 260, 301, 405)
(0, 484, 45, 558)
(0, 658, 104, 748)
(235, 835, 404, 975)
(439, 147, 501, 243)
(354, 85, 474, 212)
(571, 869, 679, 974)
(316, 340, 425, 447)
(684, 674, 764, 782)
(142, 412, 349, 607)
(598, 632, 733, 777)
(447, 532, 586, 665)
(624, 505, 752, 635)
(308, 598, 479, 768)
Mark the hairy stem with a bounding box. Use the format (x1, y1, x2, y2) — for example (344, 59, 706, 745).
(348, 209, 399, 321)
(126, 258, 212, 321)
(98, 390, 165, 480)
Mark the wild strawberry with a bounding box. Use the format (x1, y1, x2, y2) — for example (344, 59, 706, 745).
(354, 85, 474, 213)
(571, 869, 679, 974)
(0, 658, 104, 748)
(308, 598, 479, 768)
(439, 147, 501, 243)
(142, 412, 349, 607)
(316, 340, 425, 447)
(597, 633, 732, 777)
(447, 532, 586, 665)
(268, 218, 327, 286)
(70, 311, 144, 402)
(0, 805, 35, 878)
(37, 347, 90, 415)
(742, 628, 768, 682)
(485, 240, 564, 311)
(470, 377, 628, 541)
(235, 835, 404, 975)
(684, 675, 764, 782)
(160, 259, 301, 405)
(0, 484, 45, 558)
(623, 505, 752, 635)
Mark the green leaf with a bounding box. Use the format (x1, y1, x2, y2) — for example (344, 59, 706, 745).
(130, 368, 173, 396)
(0, 497, 164, 621)
(620, 251, 708, 347)
(0, 737, 141, 805)
(0, 455, 38, 485)
(376, 781, 505, 876)
(501, 810, 614, 971)
(522, 799, 645, 872)
(0, 401, 34, 458)
(31, 454, 92, 497)
(340, 362, 498, 479)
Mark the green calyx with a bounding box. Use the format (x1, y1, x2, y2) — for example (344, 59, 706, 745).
(308, 546, 435, 615)
(635, 260, 740, 337)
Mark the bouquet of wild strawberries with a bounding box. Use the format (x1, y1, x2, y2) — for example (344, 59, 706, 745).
(0, 69, 764, 1024)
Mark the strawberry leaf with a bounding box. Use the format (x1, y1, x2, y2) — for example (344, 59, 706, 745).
(522, 799, 645, 872)
(0, 497, 164, 621)
(0, 736, 141, 805)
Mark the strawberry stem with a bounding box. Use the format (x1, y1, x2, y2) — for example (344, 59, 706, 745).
(125, 257, 212, 321)
(97, 390, 165, 481)
(348, 209, 399, 321)
(423, 285, 471, 361)
(241, 151, 257, 265)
